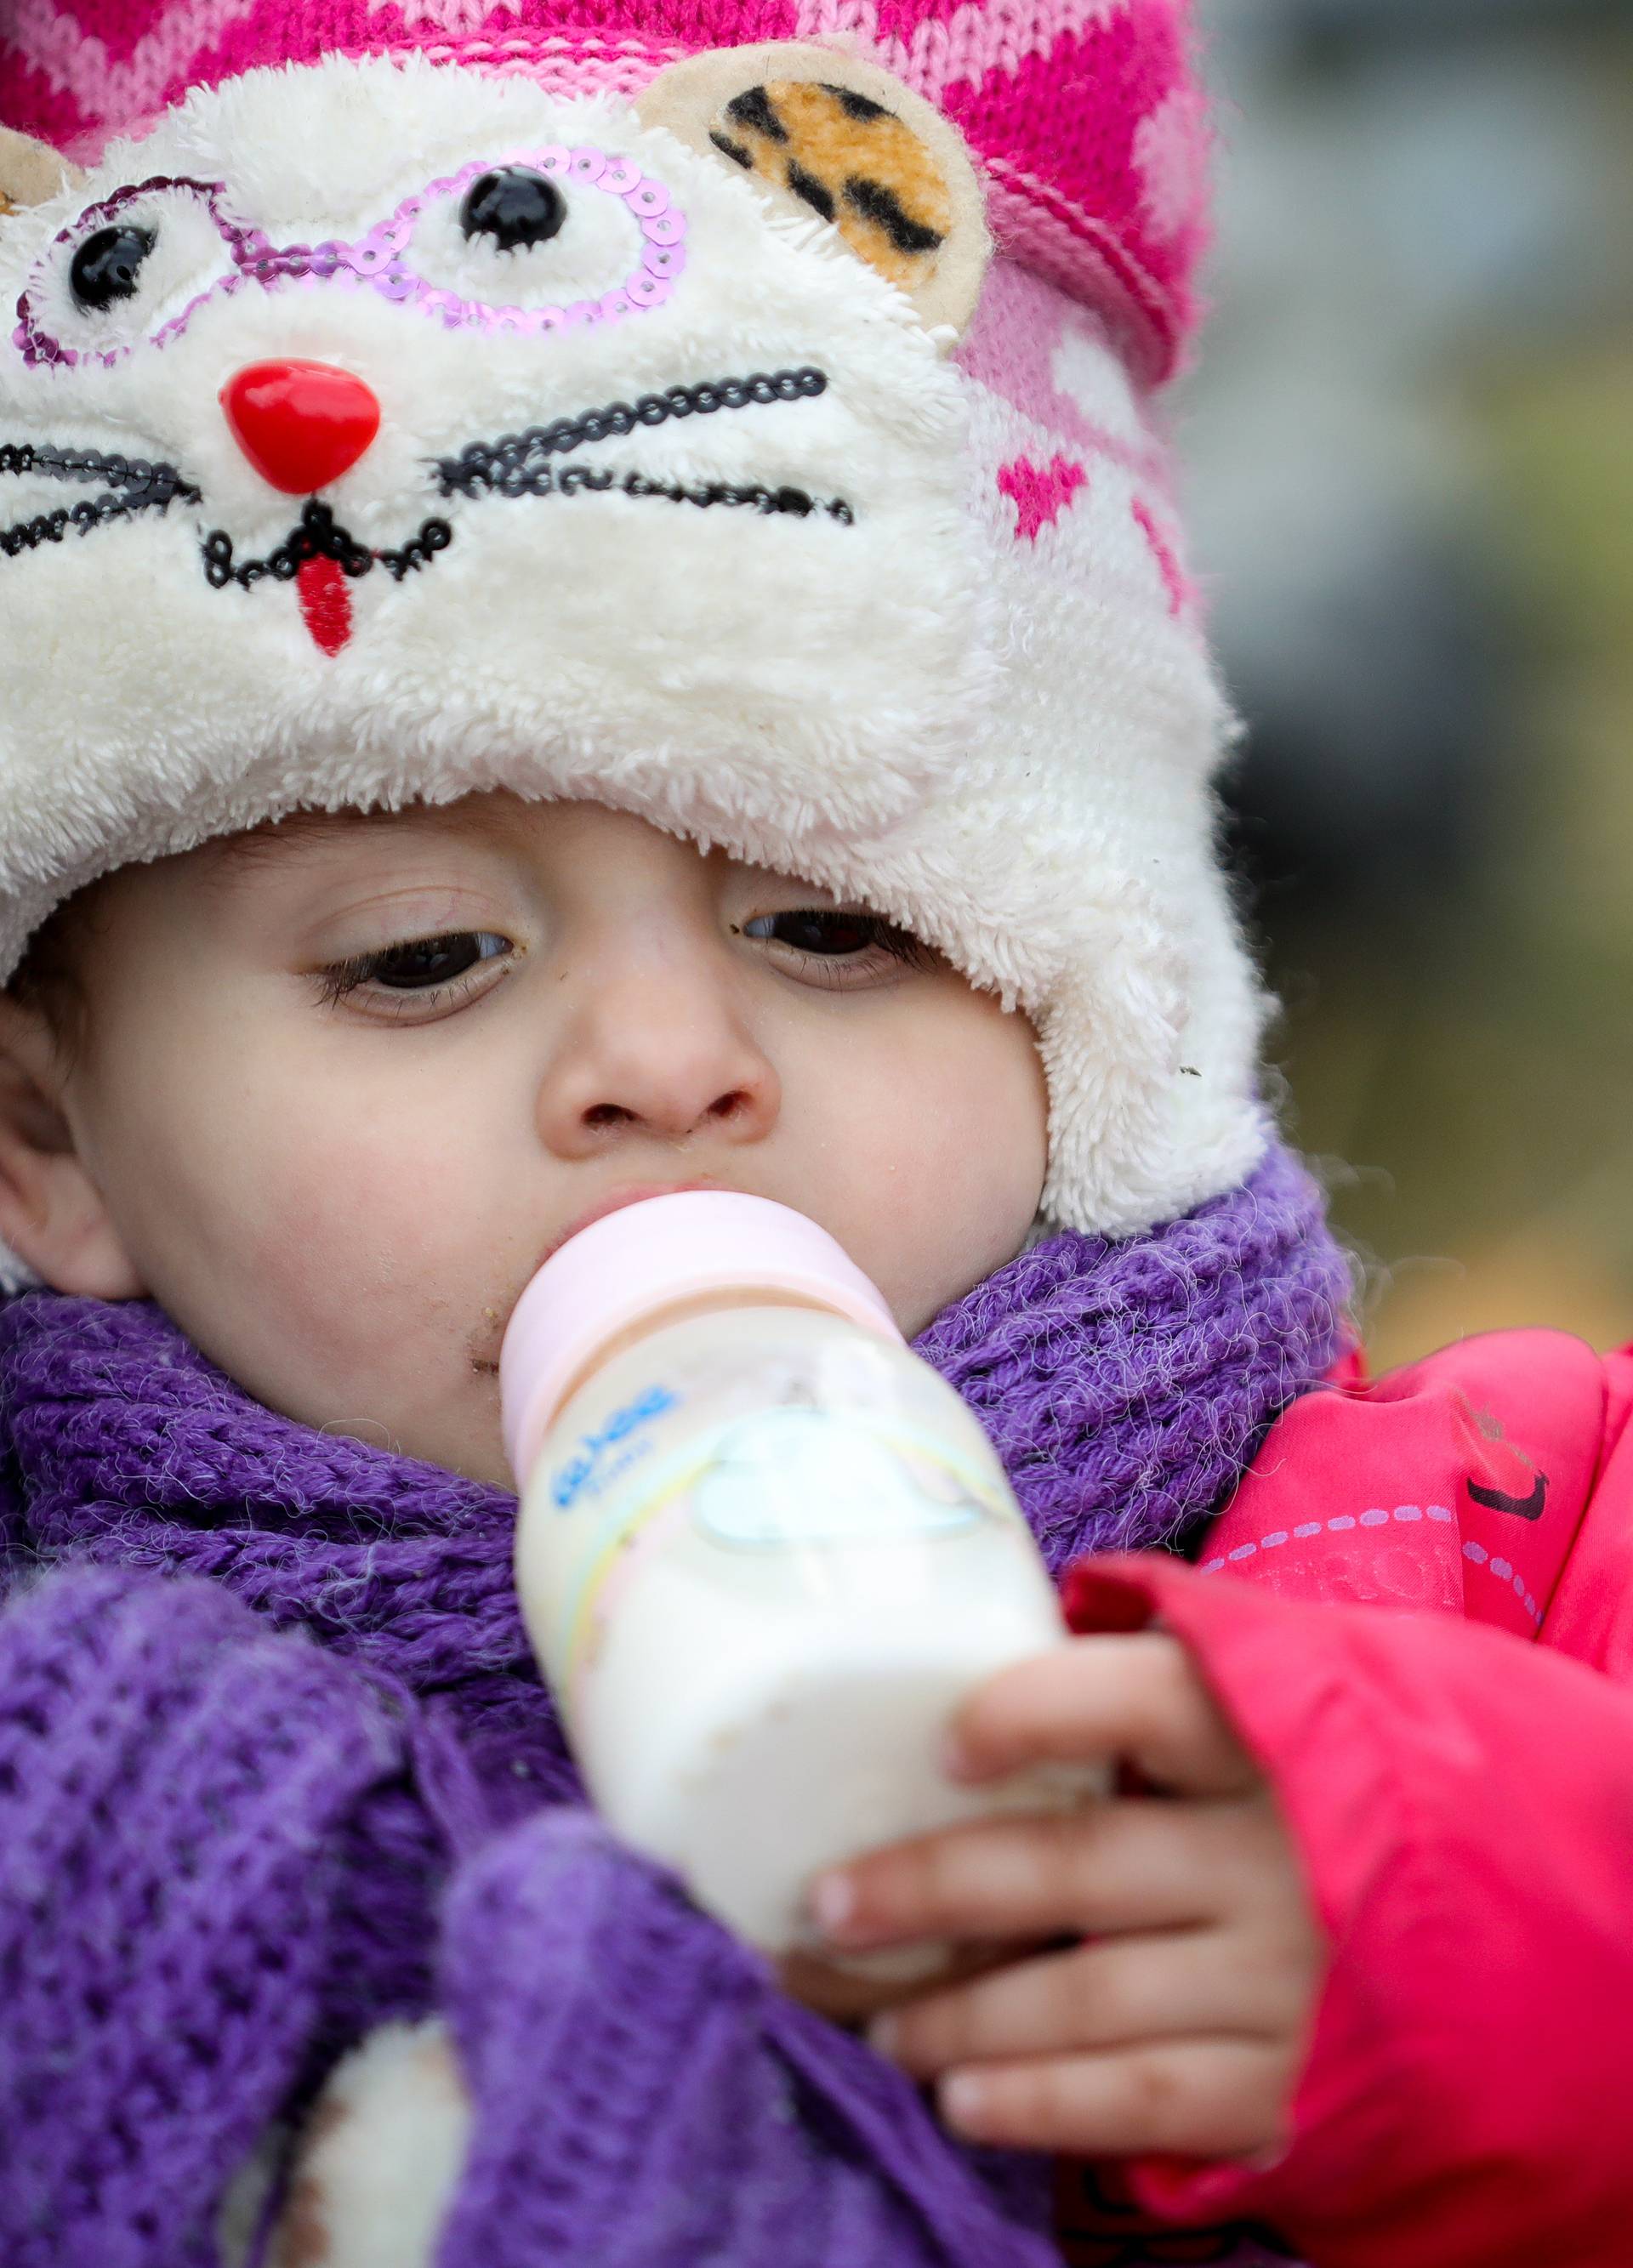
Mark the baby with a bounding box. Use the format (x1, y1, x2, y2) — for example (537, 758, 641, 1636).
(1, 793, 1324, 2265)
(10, 7, 1629, 2268)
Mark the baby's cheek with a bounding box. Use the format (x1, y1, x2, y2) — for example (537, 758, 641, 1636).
(844, 1007, 1047, 1325)
(278, 1165, 481, 1339)
(200, 1117, 504, 1435)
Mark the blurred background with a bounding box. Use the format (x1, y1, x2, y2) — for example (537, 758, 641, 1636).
(1185, 0, 1633, 1365)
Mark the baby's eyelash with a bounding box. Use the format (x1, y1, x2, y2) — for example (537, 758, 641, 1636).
(743, 909, 935, 969)
(316, 930, 513, 1006)
(318, 956, 389, 1007)
(319, 955, 373, 1005)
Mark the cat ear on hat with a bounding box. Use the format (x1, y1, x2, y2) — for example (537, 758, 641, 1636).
(637, 43, 992, 346)
(0, 126, 83, 219)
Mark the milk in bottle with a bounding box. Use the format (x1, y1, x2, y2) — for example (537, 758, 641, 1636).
(502, 1190, 1087, 1958)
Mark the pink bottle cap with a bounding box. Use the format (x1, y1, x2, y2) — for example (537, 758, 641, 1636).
(500, 1191, 904, 1485)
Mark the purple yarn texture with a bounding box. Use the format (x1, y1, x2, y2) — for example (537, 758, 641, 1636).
(0, 1563, 437, 2267)
(920, 1141, 1352, 1571)
(0, 1140, 1346, 2266)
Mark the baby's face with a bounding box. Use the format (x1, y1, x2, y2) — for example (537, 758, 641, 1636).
(7, 797, 1047, 1486)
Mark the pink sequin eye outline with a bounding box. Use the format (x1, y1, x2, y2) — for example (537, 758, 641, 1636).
(339, 149, 688, 336)
(14, 150, 690, 369)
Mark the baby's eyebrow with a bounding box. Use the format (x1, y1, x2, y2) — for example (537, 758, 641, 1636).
(202, 804, 464, 875)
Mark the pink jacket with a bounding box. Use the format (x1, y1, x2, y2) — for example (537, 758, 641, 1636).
(1062, 1329, 1633, 2268)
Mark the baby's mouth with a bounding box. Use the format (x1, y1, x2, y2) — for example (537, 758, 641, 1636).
(467, 1181, 734, 1381)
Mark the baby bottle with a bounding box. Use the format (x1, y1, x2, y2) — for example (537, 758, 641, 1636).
(502, 1191, 1084, 1958)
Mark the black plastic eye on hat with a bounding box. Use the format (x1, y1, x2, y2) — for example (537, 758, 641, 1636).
(459, 168, 568, 253)
(70, 225, 157, 311)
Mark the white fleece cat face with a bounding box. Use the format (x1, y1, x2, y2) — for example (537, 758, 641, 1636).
(0, 51, 993, 966)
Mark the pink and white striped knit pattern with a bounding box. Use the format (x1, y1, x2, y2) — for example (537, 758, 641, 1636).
(0, 0, 1211, 378)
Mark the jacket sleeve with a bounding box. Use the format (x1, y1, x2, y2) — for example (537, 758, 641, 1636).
(1061, 1539, 1633, 2268)
(0, 1563, 445, 2268)
(431, 1805, 1060, 2268)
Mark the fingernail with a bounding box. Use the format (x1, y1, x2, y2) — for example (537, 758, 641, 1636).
(867, 2011, 899, 2059)
(809, 1870, 856, 1939)
(940, 2072, 987, 2131)
(940, 1728, 975, 1782)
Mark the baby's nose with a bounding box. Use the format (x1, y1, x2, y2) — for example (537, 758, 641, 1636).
(220, 360, 381, 494)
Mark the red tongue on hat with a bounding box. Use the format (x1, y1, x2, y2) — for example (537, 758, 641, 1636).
(296, 556, 354, 656)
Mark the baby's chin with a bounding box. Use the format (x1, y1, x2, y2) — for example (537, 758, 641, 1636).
(310, 1372, 515, 1492)
(430, 1378, 515, 1491)
(429, 1435, 518, 1492)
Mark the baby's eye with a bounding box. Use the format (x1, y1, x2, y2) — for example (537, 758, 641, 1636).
(743, 909, 933, 982)
(319, 930, 513, 1006)
(367, 932, 511, 987)
(747, 911, 884, 956)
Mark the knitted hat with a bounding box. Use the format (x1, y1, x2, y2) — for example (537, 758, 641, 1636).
(0, 0, 1266, 1255)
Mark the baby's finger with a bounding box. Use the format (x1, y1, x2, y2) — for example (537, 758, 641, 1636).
(948, 1634, 1256, 1797)
(872, 1924, 1309, 2077)
(936, 2038, 1295, 2159)
(813, 1793, 1265, 1948)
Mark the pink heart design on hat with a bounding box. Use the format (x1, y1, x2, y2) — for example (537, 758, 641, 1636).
(997, 453, 1088, 543)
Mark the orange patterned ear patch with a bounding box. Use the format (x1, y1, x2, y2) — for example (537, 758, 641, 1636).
(708, 80, 953, 291)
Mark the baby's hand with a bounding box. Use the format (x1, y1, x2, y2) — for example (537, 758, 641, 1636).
(810, 1633, 1323, 2163)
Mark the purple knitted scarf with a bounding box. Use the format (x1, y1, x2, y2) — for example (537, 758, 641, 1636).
(0, 1140, 1347, 1810)
(0, 1140, 1341, 2268)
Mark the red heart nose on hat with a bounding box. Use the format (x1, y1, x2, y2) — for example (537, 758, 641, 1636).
(220, 360, 381, 495)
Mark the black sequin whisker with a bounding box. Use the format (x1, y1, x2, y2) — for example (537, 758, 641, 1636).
(480, 465, 852, 521)
(434, 366, 850, 522)
(0, 441, 200, 560)
(202, 466, 846, 595)
(202, 502, 455, 590)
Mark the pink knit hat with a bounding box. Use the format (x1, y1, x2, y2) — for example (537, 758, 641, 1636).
(3, 0, 1209, 382)
(0, 0, 1266, 1268)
